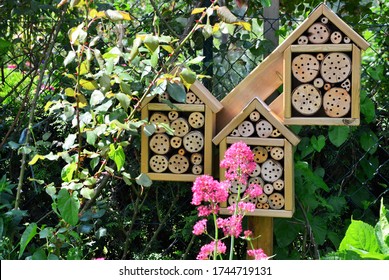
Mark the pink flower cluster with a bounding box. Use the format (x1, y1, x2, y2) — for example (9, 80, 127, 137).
(197, 241, 227, 260)
(191, 175, 229, 206)
(217, 215, 243, 238)
(220, 141, 257, 184)
(247, 249, 268, 260)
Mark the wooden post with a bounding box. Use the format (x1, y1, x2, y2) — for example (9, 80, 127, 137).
(246, 0, 279, 259)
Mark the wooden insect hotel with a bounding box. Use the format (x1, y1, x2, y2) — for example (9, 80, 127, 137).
(283, 4, 370, 125)
(213, 98, 300, 218)
(140, 80, 223, 181)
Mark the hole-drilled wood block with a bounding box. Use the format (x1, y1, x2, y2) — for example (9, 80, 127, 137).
(170, 136, 182, 149)
(249, 176, 265, 187)
(263, 203, 270, 209)
(238, 120, 255, 137)
(321, 17, 329, 24)
(249, 163, 261, 177)
(261, 159, 283, 183)
(192, 164, 203, 175)
(149, 155, 168, 173)
(308, 22, 330, 44)
(178, 148, 186, 156)
(273, 179, 284, 191)
(256, 120, 273, 138)
(188, 112, 205, 129)
(150, 134, 170, 155)
(183, 131, 204, 153)
(323, 87, 351, 117)
(150, 112, 170, 133)
(185, 91, 197, 104)
(228, 193, 239, 206)
(270, 147, 284, 160)
(257, 193, 268, 204)
(190, 153, 203, 165)
(292, 84, 322, 115)
(297, 35, 309, 45)
(230, 178, 247, 194)
(245, 196, 257, 205)
(171, 117, 190, 137)
(168, 111, 179, 121)
(270, 129, 282, 138)
(168, 154, 189, 174)
(341, 78, 351, 91)
(230, 129, 241, 137)
(316, 53, 324, 61)
(343, 36, 351, 43)
(321, 52, 351, 83)
(268, 193, 285, 210)
(324, 83, 332, 90)
(263, 183, 274, 195)
(330, 31, 343, 44)
(249, 110, 261, 122)
(314, 77, 324, 88)
(256, 202, 263, 209)
(253, 146, 268, 163)
(158, 92, 169, 103)
(292, 54, 320, 83)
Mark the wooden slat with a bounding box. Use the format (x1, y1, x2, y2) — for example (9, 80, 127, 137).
(247, 217, 273, 258)
(140, 108, 150, 175)
(147, 103, 204, 112)
(284, 47, 292, 118)
(220, 208, 293, 218)
(283, 117, 360, 126)
(226, 137, 285, 147)
(322, 4, 370, 50)
(219, 138, 228, 209)
(268, 93, 284, 120)
(147, 173, 199, 182)
(290, 44, 353, 53)
(351, 45, 361, 119)
(203, 106, 213, 175)
(284, 141, 294, 212)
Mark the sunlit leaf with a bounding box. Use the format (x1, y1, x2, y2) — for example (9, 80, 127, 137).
(80, 187, 95, 199)
(78, 60, 89, 75)
(57, 189, 80, 226)
(65, 88, 75, 97)
(90, 90, 105, 106)
(108, 144, 125, 172)
(192, 7, 206, 14)
(80, 79, 98, 90)
(61, 162, 77, 182)
(144, 35, 159, 53)
(128, 37, 142, 63)
(180, 68, 197, 91)
(28, 154, 45, 165)
(234, 21, 251, 31)
(136, 173, 152, 187)
(115, 93, 131, 111)
(64, 51, 76, 66)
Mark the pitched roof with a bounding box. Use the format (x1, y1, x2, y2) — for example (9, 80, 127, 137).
(216, 3, 369, 131)
(213, 97, 300, 146)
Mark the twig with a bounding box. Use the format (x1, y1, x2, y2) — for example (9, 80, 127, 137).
(149, 0, 179, 38)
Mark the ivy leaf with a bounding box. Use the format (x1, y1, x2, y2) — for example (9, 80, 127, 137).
(57, 189, 80, 226)
(61, 162, 77, 182)
(310, 135, 326, 152)
(19, 223, 38, 259)
(136, 173, 152, 187)
(328, 126, 350, 147)
(339, 219, 380, 253)
(167, 82, 186, 103)
(375, 198, 389, 255)
(361, 97, 375, 123)
(360, 130, 379, 155)
(108, 144, 125, 172)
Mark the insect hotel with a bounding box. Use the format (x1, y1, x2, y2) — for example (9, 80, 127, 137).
(213, 98, 300, 218)
(140, 80, 223, 181)
(283, 4, 370, 125)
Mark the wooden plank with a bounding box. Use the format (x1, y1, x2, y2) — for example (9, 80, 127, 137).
(268, 93, 284, 120)
(247, 217, 273, 258)
(220, 208, 293, 218)
(226, 136, 285, 147)
(283, 117, 360, 126)
(204, 106, 213, 175)
(147, 173, 199, 182)
(284, 47, 292, 119)
(322, 4, 370, 50)
(147, 103, 204, 112)
(140, 108, 150, 175)
(190, 80, 223, 113)
(284, 141, 294, 212)
(290, 44, 353, 53)
(351, 45, 361, 120)
(219, 138, 228, 209)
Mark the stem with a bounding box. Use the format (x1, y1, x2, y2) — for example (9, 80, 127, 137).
(213, 209, 218, 260)
(14, 7, 66, 210)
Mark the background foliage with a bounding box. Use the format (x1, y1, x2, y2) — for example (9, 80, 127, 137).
(0, 0, 387, 260)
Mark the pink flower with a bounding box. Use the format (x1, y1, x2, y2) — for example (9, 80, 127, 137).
(197, 205, 219, 217)
(237, 201, 255, 213)
(247, 249, 268, 260)
(220, 142, 256, 184)
(92, 257, 105, 260)
(193, 219, 207, 235)
(7, 64, 17, 69)
(217, 215, 243, 238)
(191, 175, 229, 206)
(244, 230, 253, 239)
(245, 183, 263, 198)
(196, 241, 227, 260)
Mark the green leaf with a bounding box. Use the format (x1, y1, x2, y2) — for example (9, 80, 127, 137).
(19, 223, 38, 259)
(63, 133, 77, 150)
(96, 227, 107, 239)
(167, 82, 186, 103)
(274, 219, 301, 248)
(115, 93, 131, 111)
(359, 130, 379, 154)
(57, 189, 80, 226)
(80, 79, 98, 90)
(80, 187, 95, 200)
(361, 97, 375, 123)
(261, 0, 272, 7)
(339, 219, 380, 253)
(90, 90, 105, 106)
(217, 6, 238, 23)
(0, 218, 3, 238)
(144, 123, 156, 136)
(375, 199, 389, 255)
(28, 154, 45, 165)
(128, 37, 142, 63)
(328, 126, 350, 147)
(144, 35, 159, 53)
(180, 68, 197, 91)
(136, 173, 152, 187)
(202, 23, 213, 40)
(90, 157, 100, 171)
(186, 56, 205, 65)
(310, 135, 326, 152)
(86, 131, 97, 145)
(120, 82, 132, 95)
(122, 172, 132, 186)
(150, 49, 159, 68)
(108, 144, 125, 171)
(61, 162, 77, 182)
(64, 51, 76, 66)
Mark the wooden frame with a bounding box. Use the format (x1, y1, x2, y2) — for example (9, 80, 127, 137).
(283, 44, 362, 126)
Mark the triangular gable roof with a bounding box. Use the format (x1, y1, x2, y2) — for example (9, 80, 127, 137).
(216, 3, 369, 131)
(213, 97, 300, 146)
(141, 80, 223, 113)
